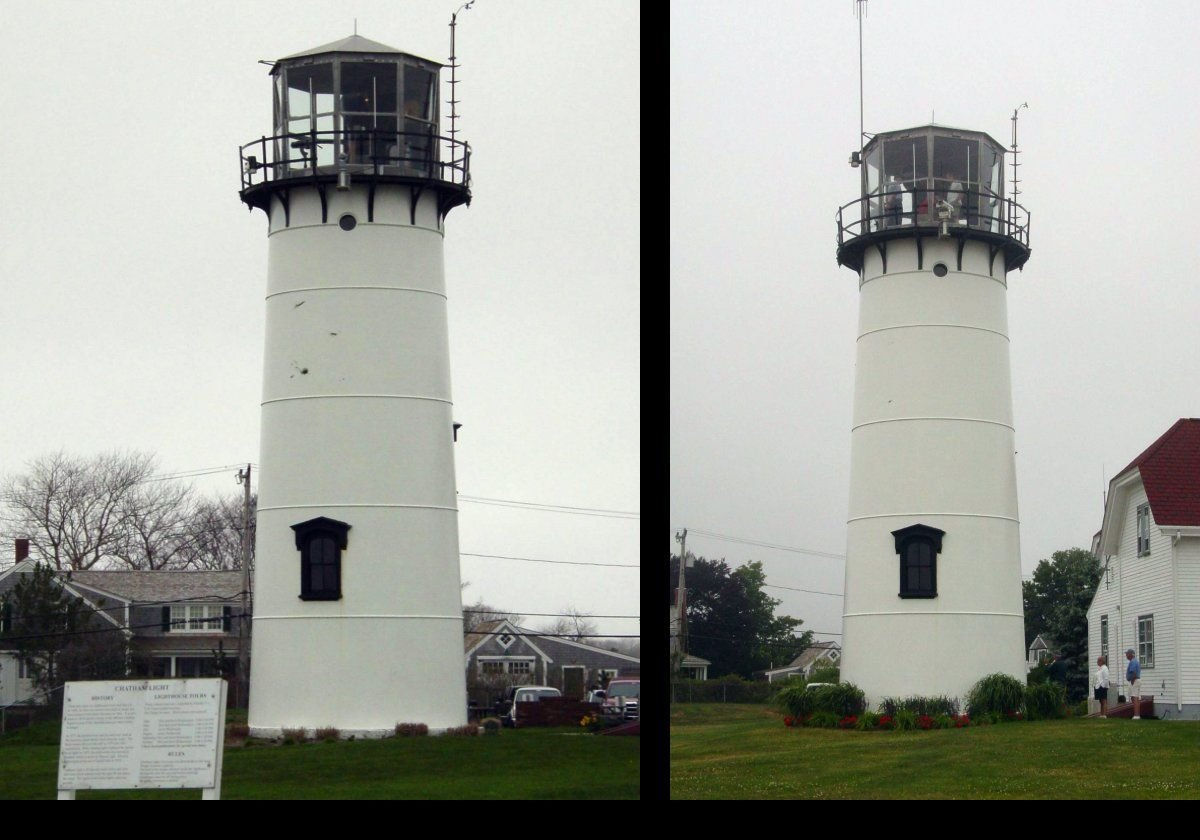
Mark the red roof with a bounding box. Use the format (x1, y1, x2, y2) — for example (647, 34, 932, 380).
(1116, 419, 1200, 526)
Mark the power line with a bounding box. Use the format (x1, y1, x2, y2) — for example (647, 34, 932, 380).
(674, 526, 846, 560)
(463, 609, 639, 619)
(459, 495, 639, 519)
(460, 552, 638, 568)
(763, 583, 844, 598)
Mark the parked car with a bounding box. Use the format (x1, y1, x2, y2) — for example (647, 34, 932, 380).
(602, 679, 639, 720)
(504, 686, 562, 728)
(586, 689, 607, 704)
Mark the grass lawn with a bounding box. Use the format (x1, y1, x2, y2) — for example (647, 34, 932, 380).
(671, 703, 1200, 799)
(0, 720, 638, 800)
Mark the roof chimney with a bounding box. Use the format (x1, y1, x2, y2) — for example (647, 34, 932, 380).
(15, 539, 29, 562)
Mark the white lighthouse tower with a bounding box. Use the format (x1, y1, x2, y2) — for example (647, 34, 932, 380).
(836, 126, 1030, 705)
(238, 34, 472, 736)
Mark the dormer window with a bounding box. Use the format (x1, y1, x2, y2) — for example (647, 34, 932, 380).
(892, 524, 946, 599)
(291, 517, 351, 601)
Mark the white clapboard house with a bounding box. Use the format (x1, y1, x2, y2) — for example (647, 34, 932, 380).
(1087, 418, 1200, 719)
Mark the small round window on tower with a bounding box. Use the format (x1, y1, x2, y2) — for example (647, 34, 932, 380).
(339, 214, 357, 231)
(933, 262, 948, 277)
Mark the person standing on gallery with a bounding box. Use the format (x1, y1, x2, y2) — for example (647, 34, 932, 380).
(1094, 655, 1110, 718)
(1125, 649, 1141, 719)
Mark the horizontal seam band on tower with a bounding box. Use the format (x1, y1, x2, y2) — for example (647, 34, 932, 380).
(265, 286, 448, 300)
(268, 222, 443, 237)
(841, 611, 1024, 618)
(257, 503, 459, 512)
(261, 394, 452, 406)
(253, 614, 462, 621)
(859, 270, 1007, 288)
(857, 323, 1010, 341)
(852, 417, 1015, 432)
(846, 512, 1020, 523)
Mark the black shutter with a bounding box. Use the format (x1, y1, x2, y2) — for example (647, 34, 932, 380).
(1, 602, 11, 634)
(223, 605, 232, 632)
(161, 606, 171, 632)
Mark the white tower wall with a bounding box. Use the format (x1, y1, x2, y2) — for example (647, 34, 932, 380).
(840, 236, 1027, 706)
(249, 185, 467, 736)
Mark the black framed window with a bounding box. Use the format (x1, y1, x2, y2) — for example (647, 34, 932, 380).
(1136, 504, 1151, 555)
(892, 524, 945, 599)
(291, 516, 351, 601)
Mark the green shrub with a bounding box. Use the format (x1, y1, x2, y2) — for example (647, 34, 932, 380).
(280, 727, 307, 744)
(314, 726, 340, 742)
(893, 709, 917, 731)
(480, 717, 503, 735)
(854, 711, 880, 731)
(808, 711, 839, 728)
(773, 682, 815, 719)
(444, 725, 480, 737)
(395, 722, 429, 737)
(933, 714, 954, 729)
(808, 683, 866, 717)
(1024, 682, 1067, 720)
(1073, 699, 1090, 717)
(966, 673, 1025, 717)
(1026, 661, 1050, 685)
(877, 695, 960, 717)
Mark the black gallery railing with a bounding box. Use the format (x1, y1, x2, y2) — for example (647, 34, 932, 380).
(837, 188, 1030, 250)
(239, 129, 471, 191)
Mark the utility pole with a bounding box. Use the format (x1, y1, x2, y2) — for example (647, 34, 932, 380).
(674, 528, 688, 673)
(236, 464, 253, 708)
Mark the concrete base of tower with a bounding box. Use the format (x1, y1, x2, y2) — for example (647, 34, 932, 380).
(840, 611, 1027, 709)
(247, 616, 468, 734)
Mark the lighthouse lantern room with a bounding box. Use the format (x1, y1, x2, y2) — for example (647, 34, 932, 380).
(238, 34, 471, 737)
(836, 124, 1031, 706)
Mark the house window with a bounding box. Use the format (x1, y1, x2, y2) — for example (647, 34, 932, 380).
(497, 632, 515, 650)
(1136, 504, 1150, 555)
(291, 517, 351, 601)
(828, 650, 840, 661)
(480, 661, 504, 676)
(1100, 615, 1108, 661)
(167, 604, 228, 633)
(175, 657, 221, 678)
(508, 661, 532, 676)
(1137, 614, 1154, 668)
(892, 524, 946, 599)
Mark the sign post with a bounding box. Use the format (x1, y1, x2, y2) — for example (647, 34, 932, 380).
(57, 678, 227, 800)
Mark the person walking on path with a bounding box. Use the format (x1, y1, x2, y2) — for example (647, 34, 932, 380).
(1125, 649, 1142, 719)
(1094, 656, 1110, 717)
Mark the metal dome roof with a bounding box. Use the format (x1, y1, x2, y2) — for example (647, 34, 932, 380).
(277, 34, 441, 66)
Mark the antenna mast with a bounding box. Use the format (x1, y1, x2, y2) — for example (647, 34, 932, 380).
(447, 2, 475, 150)
(1010, 102, 1028, 202)
(856, 0, 868, 156)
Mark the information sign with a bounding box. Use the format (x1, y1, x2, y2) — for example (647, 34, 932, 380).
(57, 678, 227, 800)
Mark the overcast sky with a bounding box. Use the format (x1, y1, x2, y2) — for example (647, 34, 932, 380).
(0, 1, 639, 637)
(671, 1, 1200, 646)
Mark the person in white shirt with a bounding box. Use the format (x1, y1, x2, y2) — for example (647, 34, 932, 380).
(1094, 655, 1110, 717)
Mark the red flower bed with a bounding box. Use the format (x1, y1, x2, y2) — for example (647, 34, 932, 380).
(837, 715, 858, 729)
(916, 715, 935, 730)
(783, 716, 795, 728)
(876, 715, 894, 730)
(953, 714, 970, 728)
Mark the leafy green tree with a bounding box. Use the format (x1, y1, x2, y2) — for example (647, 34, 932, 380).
(671, 554, 812, 678)
(1021, 548, 1101, 702)
(0, 563, 128, 705)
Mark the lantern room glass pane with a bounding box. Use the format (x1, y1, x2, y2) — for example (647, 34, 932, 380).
(932, 136, 978, 223)
(341, 61, 398, 118)
(883, 137, 927, 222)
(286, 63, 333, 121)
(403, 67, 435, 121)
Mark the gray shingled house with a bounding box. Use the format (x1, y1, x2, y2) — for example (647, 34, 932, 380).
(1, 540, 245, 707)
(464, 618, 639, 708)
